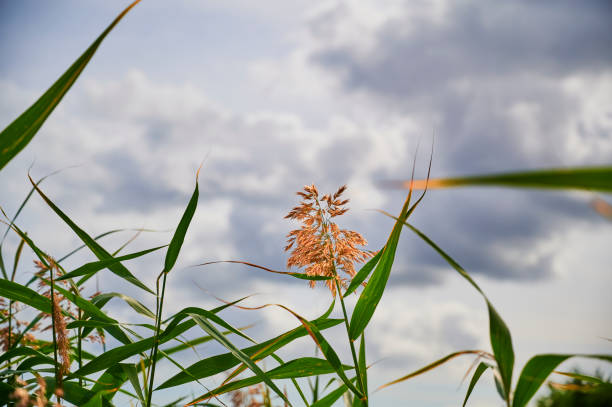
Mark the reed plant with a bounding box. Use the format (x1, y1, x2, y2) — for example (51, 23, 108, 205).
(1, 2, 611, 406)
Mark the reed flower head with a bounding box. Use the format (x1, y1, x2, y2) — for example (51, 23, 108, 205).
(285, 184, 373, 296)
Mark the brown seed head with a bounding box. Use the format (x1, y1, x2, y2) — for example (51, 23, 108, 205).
(285, 184, 373, 295)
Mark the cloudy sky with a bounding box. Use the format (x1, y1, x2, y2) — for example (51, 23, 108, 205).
(1, 0, 611, 406)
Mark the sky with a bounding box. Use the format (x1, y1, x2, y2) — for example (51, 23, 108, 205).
(1, 0, 611, 406)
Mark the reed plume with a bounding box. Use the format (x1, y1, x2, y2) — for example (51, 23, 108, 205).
(285, 184, 373, 295)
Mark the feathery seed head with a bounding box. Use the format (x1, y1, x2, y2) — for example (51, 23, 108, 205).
(285, 184, 373, 296)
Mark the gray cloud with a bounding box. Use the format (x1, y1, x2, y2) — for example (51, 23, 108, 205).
(313, 0, 612, 98)
(303, 0, 612, 282)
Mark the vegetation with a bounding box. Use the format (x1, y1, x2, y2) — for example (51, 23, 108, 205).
(535, 370, 612, 407)
(0, 2, 610, 406)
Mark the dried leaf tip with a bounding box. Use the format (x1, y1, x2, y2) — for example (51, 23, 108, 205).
(285, 184, 373, 296)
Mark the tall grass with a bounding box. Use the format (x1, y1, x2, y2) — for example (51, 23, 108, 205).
(0, 2, 611, 406)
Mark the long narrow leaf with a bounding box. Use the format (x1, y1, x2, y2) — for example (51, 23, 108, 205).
(343, 248, 383, 297)
(462, 362, 490, 407)
(157, 317, 342, 389)
(487, 301, 514, 400)
(164, 169, 199, 273)
(188, 357, 351, 404)
(385, 216, 516, 399)
(398, 166, 612, 192)
(188, 313, 291, 406)
(348, 193, 413, 340)
(72, 320, 196, 377)
(29, 175, 153, 294)
(0, 279, 51, 313)
(512, 354, 612, 407)
(0, 0, 141, 170)
(57, 245, 166, 282)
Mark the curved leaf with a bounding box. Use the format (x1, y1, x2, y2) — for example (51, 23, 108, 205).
(462, 362, 491, 407)
(343, 248, 383, 297)
(188, 357, 351, 403)
(0, 0, 142, 170)
(28, 175, 153, 294)
(512, 354, 612, 407)
(157, 317, 342, 389)
(0, 279, 51, 313)
(188, 312, 291, 406)
(164, 171, 199, 273)
(57, 245, 166, 283)
(400, 167, 612, 192)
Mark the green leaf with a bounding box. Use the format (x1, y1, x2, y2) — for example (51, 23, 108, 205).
(512, 354, 612, 407)
(349, 188, 418, 340)
(190, 357, 351, 402)
(352, 334, 369, 406)
(56, 245, 166, 282)
(343, 248, 383, 297)
(358, 333, 368, 395)
(73, 320, 195, 377)
(88, 292, 156, 319)
(0, 0, 141, 171)
(157, 317, 342, 389)
(46, 380, 111, 407)
(164, 173, 199, 273)
(90, 363, 131, 402)
(462, 362, 490, 407)
(187, 312, 291, 406)
(122, 364, 145, 404)
(392, 218, 516, 400)
(398, 221, 483, 295)
(0, 279, 51, 313)
(0, 346, 55, 366)
(295, 316, 362, 398)
(405, 166, 612, 192)
(487, 301, 514, 401)
(49, 281, 133, 345)
(312, 379, 357, 407)
(28, 176, 154, 294)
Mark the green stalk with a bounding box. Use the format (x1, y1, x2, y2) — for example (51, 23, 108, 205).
(146, 271, 168, 407)
(313, 193, 367, 403)
(335, 277, 366, 404)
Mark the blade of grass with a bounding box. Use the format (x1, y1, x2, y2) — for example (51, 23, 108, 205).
(0, 0, 142, 170)
(380, 215, 516, 400)
(147, 169, 200, 407)
(0, 279, 51, 313)
(56, 245, 167, 282)
(462, 362, 491, 407)
(396, 166, 612, 192)
(343, 248, 383, 297)
(348, 152, 431, 341)
(123, 364, 145, 404)
(512, 354, 612, 407)
(188, 313, 292, 406)
(188, 357, 352, 404)
(312, 378, 357, 407)
(157, 317, 342, 389)
(28, 175, 154, 294)
(88, 292, 156, 319)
